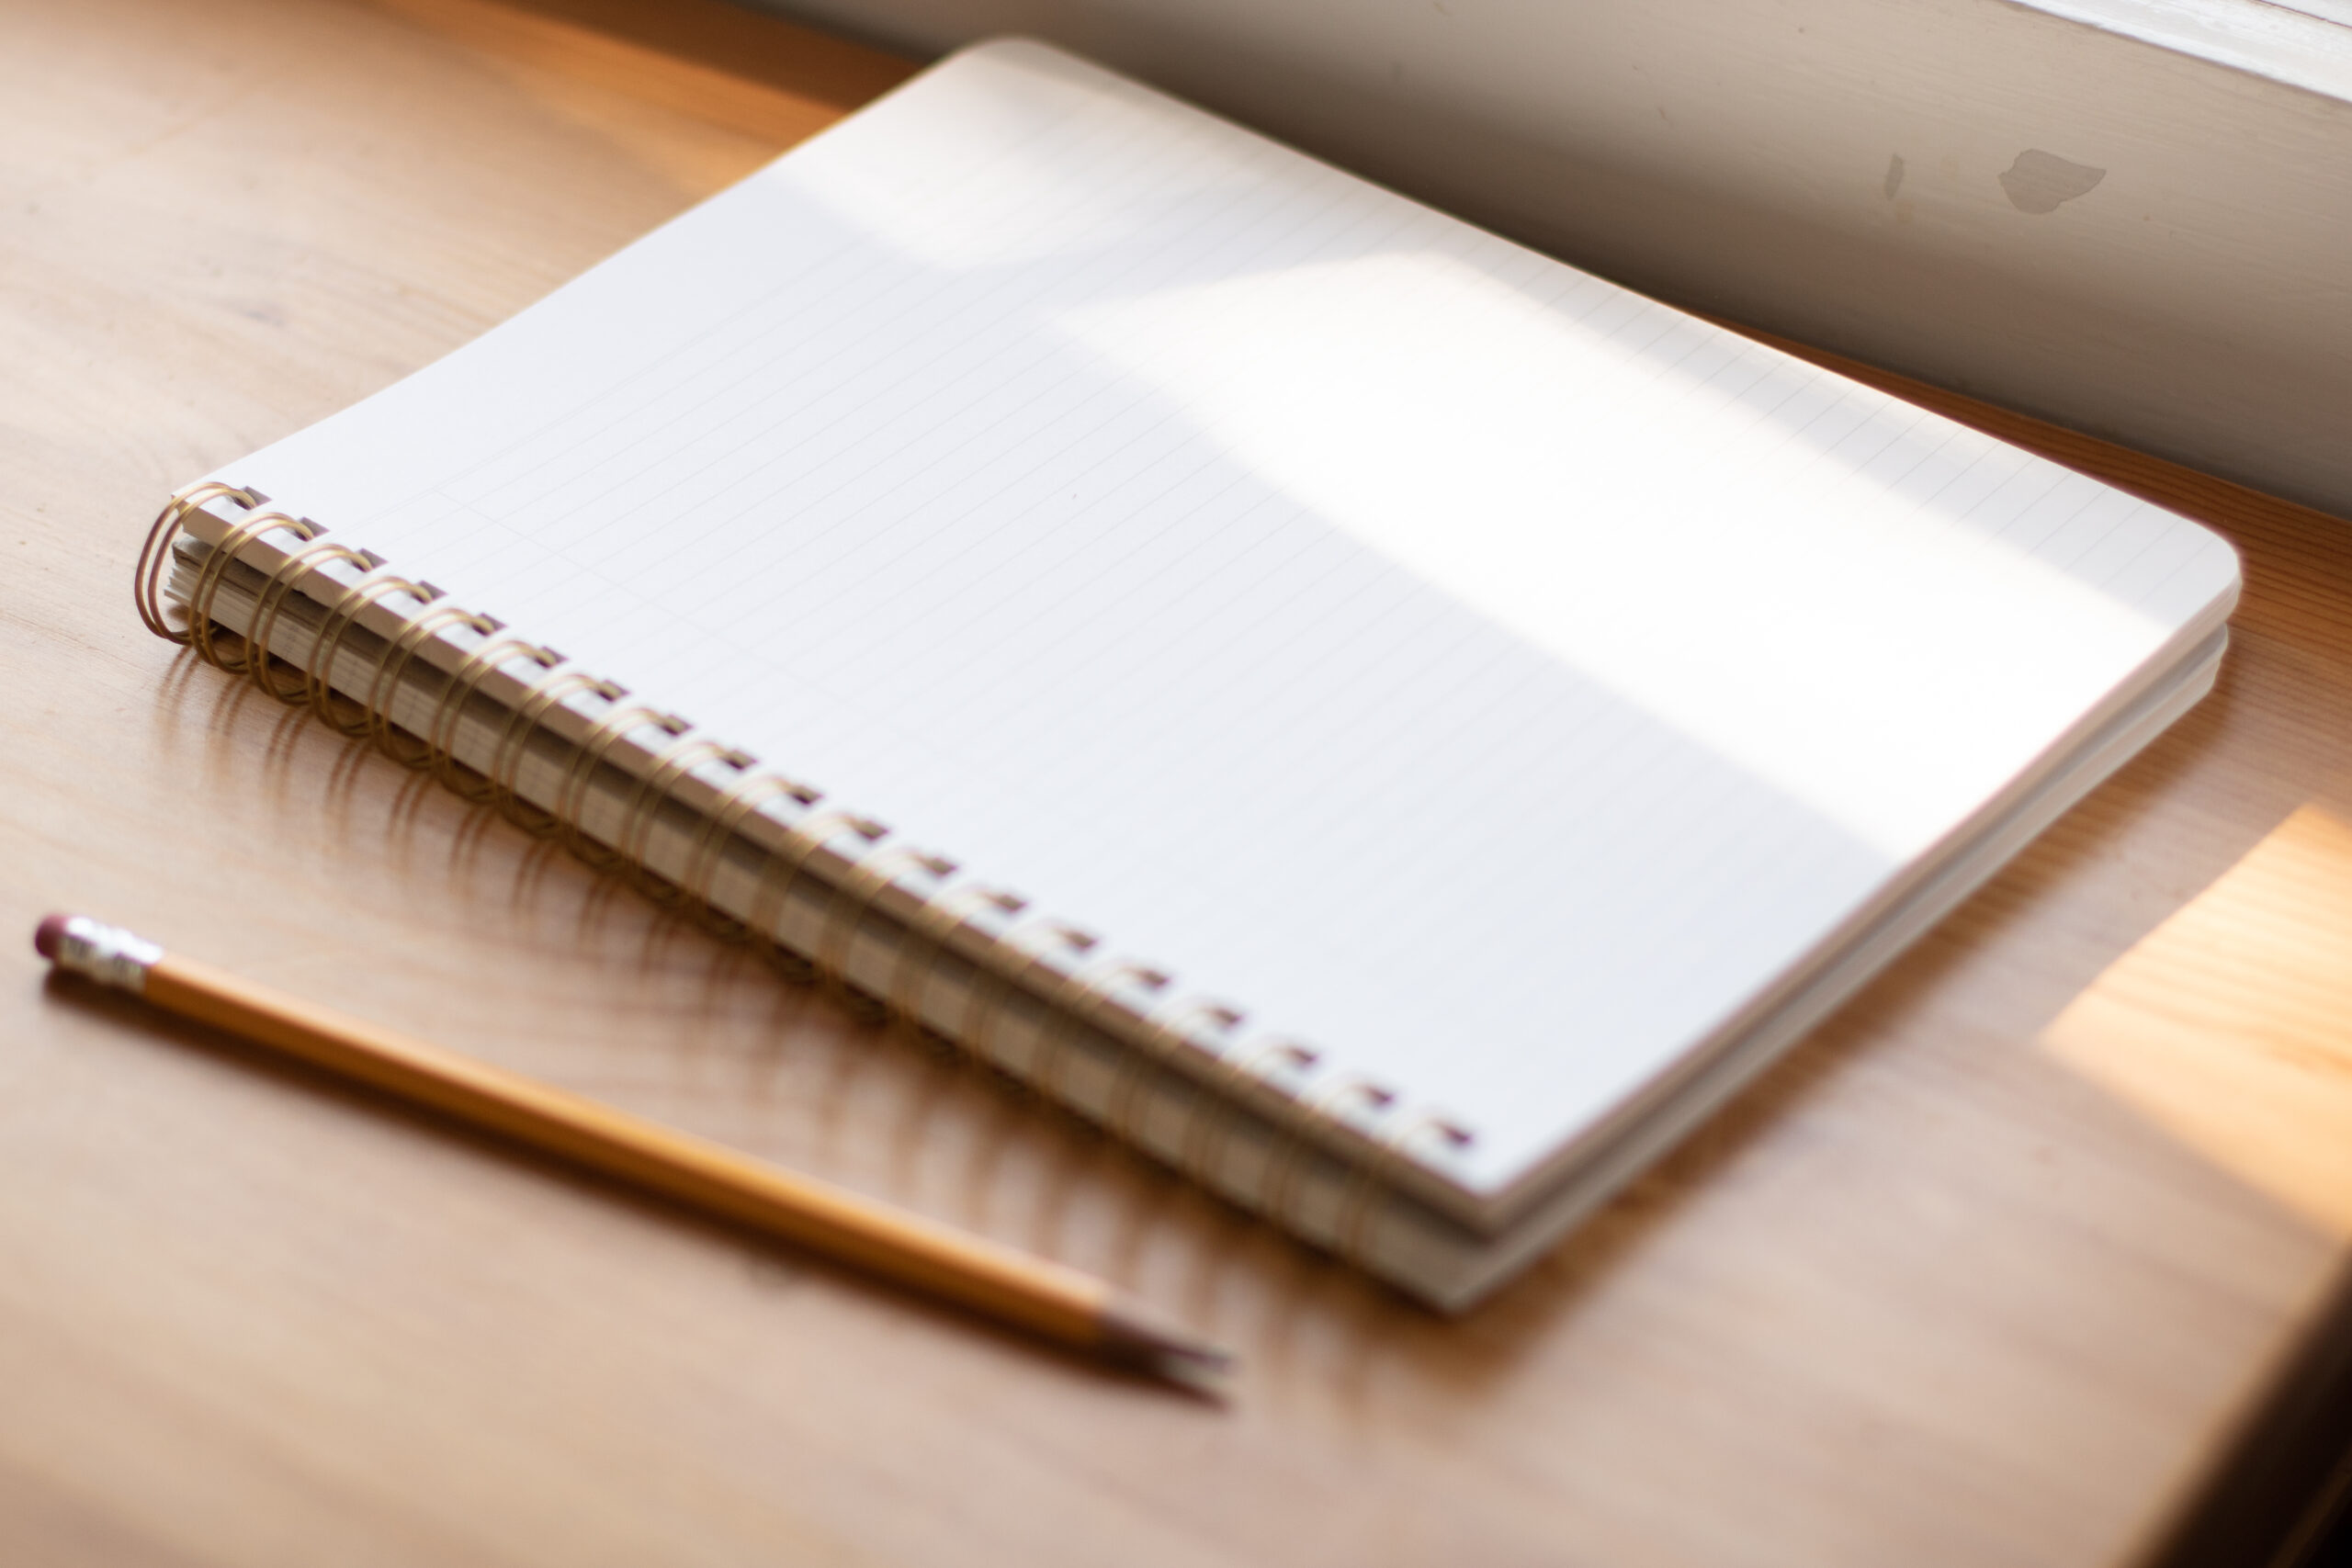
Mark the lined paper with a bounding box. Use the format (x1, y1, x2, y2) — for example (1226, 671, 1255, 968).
(215, 40, 2240, 1195)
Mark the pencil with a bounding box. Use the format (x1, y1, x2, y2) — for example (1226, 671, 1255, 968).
(35, 914, 1230, 1391)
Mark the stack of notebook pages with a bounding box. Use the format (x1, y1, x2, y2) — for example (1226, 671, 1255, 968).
(144, 39, 2241, 1309)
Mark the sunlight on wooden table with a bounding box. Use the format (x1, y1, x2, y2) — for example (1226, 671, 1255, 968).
(2045, 804, 2352, 1238)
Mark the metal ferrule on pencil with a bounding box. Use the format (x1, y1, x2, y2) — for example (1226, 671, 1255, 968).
(38, 916, 161, 993)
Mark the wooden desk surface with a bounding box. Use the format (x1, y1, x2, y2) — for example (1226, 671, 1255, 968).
(5, 1, 2350, 1562)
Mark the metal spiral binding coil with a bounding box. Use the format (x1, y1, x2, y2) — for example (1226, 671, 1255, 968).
(247, 539, 378, 703)
(309, 574, 437, 734)
(956, 919, 1092, 1087)
(1108, 998, 1243, 1150)
(884, 880, 1025, 1036)
(134, 481, 260, 641)
(811, 842, 956, 991)
(190, 511, 321, 673)
(1335, 1111, 1476, 1273)
(743, 807, 888, 986)
(136, 481, 1467, 1275)
(1177, 1038, 1318, 1204)
(614, 736, 755, 903)
(426, 637, 561, 800)
(379, 605, 500, 767)
(551, 705, 689, 868)
(486, 667, 621, 831)
(1262, 1076, 1395, 1242)
(1029, 957, 1170, 1111)
(676, 771, 820, 942)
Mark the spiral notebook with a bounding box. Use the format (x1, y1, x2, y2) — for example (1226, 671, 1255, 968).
(135, 39, 2240, 1310)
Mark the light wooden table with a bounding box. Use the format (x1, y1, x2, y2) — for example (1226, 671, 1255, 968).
(5, 1, 2350, 1562)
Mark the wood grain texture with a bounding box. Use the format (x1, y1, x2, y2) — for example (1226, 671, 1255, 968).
(1, 1, 2348, 1563)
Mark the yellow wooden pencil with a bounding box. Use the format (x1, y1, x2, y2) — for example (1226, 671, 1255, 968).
(36, 914, 1229, 1391)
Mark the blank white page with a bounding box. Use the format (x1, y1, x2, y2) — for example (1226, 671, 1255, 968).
(211, 39, 2240, 1199)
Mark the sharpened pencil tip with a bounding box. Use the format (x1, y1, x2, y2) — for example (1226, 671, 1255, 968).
(1097, 1295, 1236, 1397)
(1148, 1341, 1238, 1401)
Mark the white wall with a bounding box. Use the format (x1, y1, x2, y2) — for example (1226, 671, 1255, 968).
(758, 0, 2352, 517)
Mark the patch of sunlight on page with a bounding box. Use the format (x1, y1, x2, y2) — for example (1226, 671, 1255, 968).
(1059, 247, 2177, 859)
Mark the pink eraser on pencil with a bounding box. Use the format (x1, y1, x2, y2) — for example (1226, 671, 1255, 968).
(33, 915, 70, 961)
